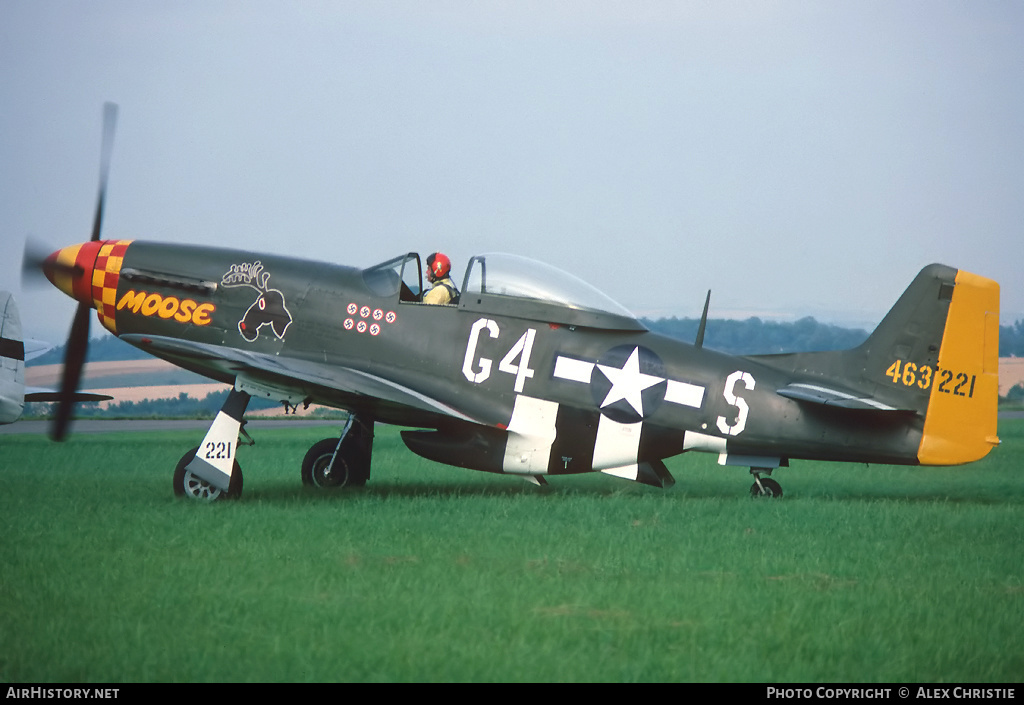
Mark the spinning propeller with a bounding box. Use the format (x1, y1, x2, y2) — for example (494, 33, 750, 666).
(22, 102, 119, 441)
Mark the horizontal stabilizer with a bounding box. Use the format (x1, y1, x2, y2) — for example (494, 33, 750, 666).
(777, 382, 914, 413)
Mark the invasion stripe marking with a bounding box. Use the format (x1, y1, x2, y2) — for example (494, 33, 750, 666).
(0, 336, 25, 361)
(592, 413, 642, 471)
(503, 394, 559, 475)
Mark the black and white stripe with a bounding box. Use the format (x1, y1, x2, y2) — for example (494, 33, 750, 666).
(501, 393, 683, 486)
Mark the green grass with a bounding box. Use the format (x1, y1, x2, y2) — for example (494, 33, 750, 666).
(2, 421, 1023, 682)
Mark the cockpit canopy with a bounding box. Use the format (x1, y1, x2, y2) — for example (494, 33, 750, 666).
(461, 253, 632, 317)
(362, 251, 644, 331)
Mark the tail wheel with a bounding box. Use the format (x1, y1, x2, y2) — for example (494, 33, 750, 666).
(173, 446, 243, 501)
(750, 477, 783, 498)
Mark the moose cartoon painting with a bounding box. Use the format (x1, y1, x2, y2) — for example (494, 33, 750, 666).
(221, 262, 292, 342)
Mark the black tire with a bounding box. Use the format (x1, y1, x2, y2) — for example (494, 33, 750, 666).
(750, 477, 783, 498)
(173, 446, 243, 501)
(301, 437, 368, 489)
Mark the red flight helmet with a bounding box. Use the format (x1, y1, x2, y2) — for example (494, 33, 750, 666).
(426, 252, 451, 281)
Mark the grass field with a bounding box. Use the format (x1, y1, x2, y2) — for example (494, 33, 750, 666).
(2, 421, 1023, 683)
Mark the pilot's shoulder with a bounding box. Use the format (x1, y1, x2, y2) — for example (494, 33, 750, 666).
(422, 285, 449, 305)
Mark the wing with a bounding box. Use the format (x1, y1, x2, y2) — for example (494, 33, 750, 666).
(119, 334, 481, 426)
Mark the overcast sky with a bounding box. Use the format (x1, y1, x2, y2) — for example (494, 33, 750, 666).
(2, 1, 1022, 345)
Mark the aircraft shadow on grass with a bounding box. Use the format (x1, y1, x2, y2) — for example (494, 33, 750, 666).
(222, 476, 1020, 506)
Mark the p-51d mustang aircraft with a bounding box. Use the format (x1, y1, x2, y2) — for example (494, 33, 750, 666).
(26, 105, 1001, 500)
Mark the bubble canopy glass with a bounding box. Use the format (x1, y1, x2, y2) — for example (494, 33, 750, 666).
(461, 253, 635, 320)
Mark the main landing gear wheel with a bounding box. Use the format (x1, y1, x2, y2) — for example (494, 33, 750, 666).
(302, 416, 373, 489)
(302, 437, 370, 488)
(173, 446, 243, 501)
(750, 477, 783, 498)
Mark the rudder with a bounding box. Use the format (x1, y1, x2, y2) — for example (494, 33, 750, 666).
(917, 269, 1000, 464)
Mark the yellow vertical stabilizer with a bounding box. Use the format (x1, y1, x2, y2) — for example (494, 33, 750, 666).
(918, 270, 1000, 465)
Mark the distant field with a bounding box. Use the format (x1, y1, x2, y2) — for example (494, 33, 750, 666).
(25, 360, 206, 389)
(2, 421, 1022, 682)
(25, 360, 327, 415)
(1002, 357, 1024, 395)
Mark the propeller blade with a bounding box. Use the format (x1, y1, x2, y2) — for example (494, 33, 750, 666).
(52, 301, 91, 441)
(22, 236, 57, 288)
(22, 236, 88, 292)
(90, 102, 118, 243)
(49, 102, 119, 441)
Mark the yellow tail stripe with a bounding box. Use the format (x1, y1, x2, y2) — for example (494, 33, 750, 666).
(918, 270, 1000, 465)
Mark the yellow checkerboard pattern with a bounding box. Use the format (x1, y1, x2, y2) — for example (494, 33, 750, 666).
(90, 240, 133, 334)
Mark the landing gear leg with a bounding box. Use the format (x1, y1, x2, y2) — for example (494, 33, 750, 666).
(749, 467, 782, 498)
(301, 414, 374, 489)
(174, 388, 251, 500)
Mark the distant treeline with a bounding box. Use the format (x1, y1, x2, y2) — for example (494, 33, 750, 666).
(999, 320, 1024, 358)
(645, 316, 1024, 357)
(29, 335, 148, 366)
(642, 316, 869, 355)
(95, 390, 284, 418)
(24, 391, 274, 420)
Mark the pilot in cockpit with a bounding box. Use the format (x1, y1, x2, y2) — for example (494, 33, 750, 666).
(422, 252, 460, 305)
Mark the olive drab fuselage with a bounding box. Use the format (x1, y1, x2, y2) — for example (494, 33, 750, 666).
(44, 238, 1000, 494)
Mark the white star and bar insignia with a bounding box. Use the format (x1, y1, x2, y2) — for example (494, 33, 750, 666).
(596, 347, 662, 416)
(553, 345, 706, 422)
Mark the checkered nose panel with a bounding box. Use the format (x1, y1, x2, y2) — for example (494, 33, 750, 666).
(90, 240, 133, 334)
